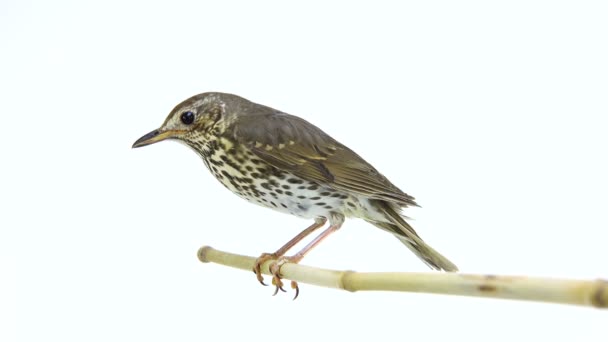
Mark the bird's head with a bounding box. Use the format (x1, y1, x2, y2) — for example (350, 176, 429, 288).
(132, 92, 245, 149)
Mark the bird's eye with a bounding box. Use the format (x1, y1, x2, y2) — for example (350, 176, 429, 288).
(180, 111, 195, 125)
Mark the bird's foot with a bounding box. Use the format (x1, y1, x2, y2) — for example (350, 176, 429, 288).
(269, 256, 300, 300)
(252, 252, 278, 286)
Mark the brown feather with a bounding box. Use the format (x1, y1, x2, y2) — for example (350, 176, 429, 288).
(228, 110, 418, 207)
(370, 201, 458, 272)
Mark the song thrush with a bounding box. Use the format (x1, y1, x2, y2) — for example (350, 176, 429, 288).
(133, 92, 457, 298)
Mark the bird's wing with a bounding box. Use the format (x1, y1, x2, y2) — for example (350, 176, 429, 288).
(229, 112, 418, 207)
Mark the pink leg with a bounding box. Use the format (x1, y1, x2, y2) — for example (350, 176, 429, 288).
(288, 222, 343, 263)
(253, 217, 327, 285)
(270, 220, 344, 299)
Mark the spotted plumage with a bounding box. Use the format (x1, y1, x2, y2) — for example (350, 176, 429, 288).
(133, 92, 458, 296)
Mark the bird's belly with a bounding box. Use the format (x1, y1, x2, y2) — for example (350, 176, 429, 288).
(250, 188, 346, 219)
(203, 148, 386, 221)
(208, 164, 346, 219)
(240, 176, 348, 219)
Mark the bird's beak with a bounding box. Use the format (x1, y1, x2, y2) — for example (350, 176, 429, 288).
(132, 129, 178, 148)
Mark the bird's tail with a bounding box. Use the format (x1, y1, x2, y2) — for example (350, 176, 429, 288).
(368, 202, 458, 272)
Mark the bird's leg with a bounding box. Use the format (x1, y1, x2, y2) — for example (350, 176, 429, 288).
(270, 217, 344, 299)
(253, 217, 327, 286)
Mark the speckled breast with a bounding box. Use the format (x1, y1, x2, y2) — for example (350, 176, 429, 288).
(196, 136, 356, 219)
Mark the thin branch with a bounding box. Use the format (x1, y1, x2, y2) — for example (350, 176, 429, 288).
(197, 246, 607, 309)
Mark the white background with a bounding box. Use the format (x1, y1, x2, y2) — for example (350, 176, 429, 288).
(2, 1, 607, 341)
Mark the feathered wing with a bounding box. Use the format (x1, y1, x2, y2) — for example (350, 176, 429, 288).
(229, 111, 418, 207)
(229, 110, 458, 271)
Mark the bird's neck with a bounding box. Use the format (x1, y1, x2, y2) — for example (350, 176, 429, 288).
(186, 130, 246, 167)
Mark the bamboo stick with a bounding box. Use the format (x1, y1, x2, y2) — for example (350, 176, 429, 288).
(197, 246, 607, 309)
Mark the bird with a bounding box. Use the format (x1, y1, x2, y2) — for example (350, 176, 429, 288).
(132, 92, 458, 298)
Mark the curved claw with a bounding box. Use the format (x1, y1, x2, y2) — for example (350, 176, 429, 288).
(272, 285, 286, 296)
(291, 281, 299, 300)
(255, 267, 268, 286)
(271, 277, 286, 295)
(269, 256, 302, 298)
(253, 253, 277, 287)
